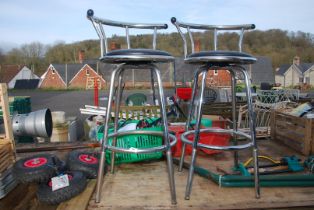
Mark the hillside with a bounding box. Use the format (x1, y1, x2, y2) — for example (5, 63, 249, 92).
(1, 29, 313, 75)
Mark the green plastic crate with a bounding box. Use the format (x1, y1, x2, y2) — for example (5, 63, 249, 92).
(0, 96, 31, 119)
(97, 126, 163, 164)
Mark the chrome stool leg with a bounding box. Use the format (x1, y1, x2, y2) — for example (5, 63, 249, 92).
(153, 66, 177, 204)
(95, 64, 123, 203)
(185, 68, 208, 200)
(230, 70, 239, 168)
(239, 67, 260, 198)
(179, 67, 203, 172)
(110, 69, 125, 173)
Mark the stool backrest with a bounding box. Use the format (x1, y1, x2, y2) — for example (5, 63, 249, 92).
(171, 17, 255, 58)
(87, 9, 168, 57)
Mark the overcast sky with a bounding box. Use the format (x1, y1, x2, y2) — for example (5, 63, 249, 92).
(0, 0, 313, 52)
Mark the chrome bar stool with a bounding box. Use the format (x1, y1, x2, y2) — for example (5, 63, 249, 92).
(87, 10, 177, 204)
(171, 17, 260, 200)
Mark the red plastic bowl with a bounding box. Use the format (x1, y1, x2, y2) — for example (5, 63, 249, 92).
(176, 87, 193, 100)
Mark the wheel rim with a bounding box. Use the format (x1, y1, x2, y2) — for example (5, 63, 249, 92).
(78, 154, 98, 164)
(24, 157, 48, 168)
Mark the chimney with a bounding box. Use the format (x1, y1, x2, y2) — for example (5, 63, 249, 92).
(293, 56, 300, 66)
(110, 42, 121, 51)
(78, 50, 85, 64)
(194, 40, 201, 52)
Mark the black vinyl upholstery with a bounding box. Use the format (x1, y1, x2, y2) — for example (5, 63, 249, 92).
(185, 50, 256, 64)
(101, 49, 173, 63)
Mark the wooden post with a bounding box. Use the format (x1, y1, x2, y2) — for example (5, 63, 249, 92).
(0, 83, 16, 160)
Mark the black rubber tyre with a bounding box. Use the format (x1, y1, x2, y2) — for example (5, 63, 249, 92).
(67, 150, 100, 179)
(13, 154, 58, 183)
(53, 156, 67, 172)
(37, 171, 87, 205)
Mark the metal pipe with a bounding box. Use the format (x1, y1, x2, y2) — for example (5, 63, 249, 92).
(110, 69, 124, 173)
(239, 66, 260, 198)
(185, 67, 207, 200)
(95, 64, 123, 203)
(171, 17, 255, 30)
(126, 26, 130, 49)
(239, 28, 244, 52)
(230, 69, 239, 167)
(214, 28, 217, 51)
(87, 10, 167, 29)
(153, 27, 157, 50)
(153, 65, 177, 204)
(178, 66, 203, 172)
(187, 27, 194, 54)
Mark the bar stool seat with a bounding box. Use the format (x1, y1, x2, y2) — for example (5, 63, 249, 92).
(185, 51, 256, 64)
(101, 49, 174, 63)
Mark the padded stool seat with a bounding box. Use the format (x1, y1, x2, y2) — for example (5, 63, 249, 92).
(185, 50, 256, 64)
(101, 49, 174, 63)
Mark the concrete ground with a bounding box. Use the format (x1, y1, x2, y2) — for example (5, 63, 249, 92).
(8, 89, 176, 140)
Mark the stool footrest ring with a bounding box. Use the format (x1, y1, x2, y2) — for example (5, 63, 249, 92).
(104, 130, 177, 154)
(181, 128, 253, 151)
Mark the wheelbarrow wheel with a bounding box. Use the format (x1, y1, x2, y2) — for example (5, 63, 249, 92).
(13, 154, 58, 183)
(37, 171, 87, 205)
(67, 150, 101, 179)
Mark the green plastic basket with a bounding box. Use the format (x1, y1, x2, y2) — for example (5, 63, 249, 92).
(97, 126, 163, 164)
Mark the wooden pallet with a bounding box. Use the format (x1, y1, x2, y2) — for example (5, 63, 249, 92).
(0, 140, 13, 173)
(271, 110, 313, 155)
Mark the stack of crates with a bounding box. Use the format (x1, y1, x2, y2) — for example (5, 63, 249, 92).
(0, 96, 33, 143)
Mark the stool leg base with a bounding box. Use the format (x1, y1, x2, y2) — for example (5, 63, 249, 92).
(95, 150, 106, 203)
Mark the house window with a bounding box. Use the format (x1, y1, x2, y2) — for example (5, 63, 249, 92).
(299, 77, 303, 83)
(306, 77, 310, 84)
(214, 70, 218, 75)
(52, 69, 55, 74)
(86, 69, 90, 75)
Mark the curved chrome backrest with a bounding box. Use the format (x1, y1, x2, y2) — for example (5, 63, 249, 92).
(87, 9, 168, 57)
(171, 17, 255, 58)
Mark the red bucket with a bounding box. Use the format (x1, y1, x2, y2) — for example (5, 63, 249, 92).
(169, 125, 230, 157)
(176, 87, 193, 100)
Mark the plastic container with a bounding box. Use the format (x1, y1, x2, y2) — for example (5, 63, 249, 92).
(97, 126, 163, 164)
(51, 111, 66, 125)
(67, 117, 77, 142)
(176, 87, 193, 101)
(50, 123, 69, 142)
(190, 118, 213, 128)
(169, 125, 230, 157)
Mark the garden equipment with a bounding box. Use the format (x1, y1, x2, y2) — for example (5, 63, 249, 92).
(173, 157, 314, 187)
(37, 171, 87, 205)
(12, 108, 53, 138)
(13, 154, 65, 183)
(67, 150, 102, 179)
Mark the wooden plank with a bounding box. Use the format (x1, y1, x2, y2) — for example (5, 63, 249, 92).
(0, 83, 16, 160)
(87, 142, 314, 210)
(57, 180, 96, 210)
(271, 110, 313, 155)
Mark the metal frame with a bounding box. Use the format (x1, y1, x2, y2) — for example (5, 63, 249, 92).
(87, 9, 168, 56)
(94, 63, 177, 205)
(178, 65, 260, 200)
(171, 17, 255, 57)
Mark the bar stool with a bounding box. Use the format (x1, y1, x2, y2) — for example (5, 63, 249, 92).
(171, 17, 260, 200)
(87, 10, 177, 204)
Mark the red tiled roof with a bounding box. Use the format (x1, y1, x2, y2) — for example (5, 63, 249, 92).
(0, 65, 24, 83)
